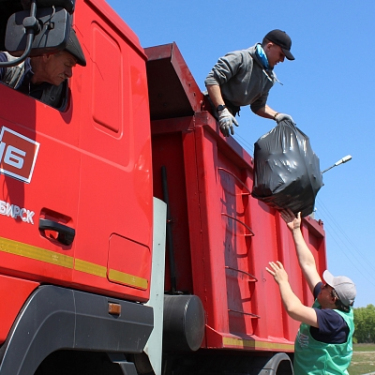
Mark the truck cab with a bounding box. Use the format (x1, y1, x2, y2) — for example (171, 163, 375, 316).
(0, 1, 160, 374)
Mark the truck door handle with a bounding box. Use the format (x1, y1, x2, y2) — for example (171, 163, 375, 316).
(39, 218, 75, 246)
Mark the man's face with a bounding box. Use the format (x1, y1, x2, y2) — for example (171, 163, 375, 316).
(42, 51, 77, 86)
(318, 283, 337, 307)
(265, 43, 285, 68)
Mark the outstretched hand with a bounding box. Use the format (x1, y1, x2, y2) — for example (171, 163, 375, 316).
(266, 261, 289, 285)
(280, 209, 301, 231)
(274, 113, 295, 124)
(218, 108, 239, 137)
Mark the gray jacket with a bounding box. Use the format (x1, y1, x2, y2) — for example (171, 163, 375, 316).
(205, 44, 276, 114)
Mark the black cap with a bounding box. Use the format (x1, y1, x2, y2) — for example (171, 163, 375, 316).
(64, 29, 86, 66)
(264, 29, 295, 60)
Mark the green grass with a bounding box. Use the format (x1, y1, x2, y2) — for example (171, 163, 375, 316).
(348, 344, 375, 375)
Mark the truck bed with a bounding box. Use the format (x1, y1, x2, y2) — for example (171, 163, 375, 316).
(146, 43, 327, 352)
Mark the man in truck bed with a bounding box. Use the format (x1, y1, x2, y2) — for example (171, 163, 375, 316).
(0, 29, 86, 109)
(266, 209, 356, 374)
(205, 29, 295, 137)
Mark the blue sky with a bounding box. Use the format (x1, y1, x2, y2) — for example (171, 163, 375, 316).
(106, 0, 375, 308)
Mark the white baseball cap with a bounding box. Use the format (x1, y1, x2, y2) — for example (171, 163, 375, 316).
(323, 270, 356, 307)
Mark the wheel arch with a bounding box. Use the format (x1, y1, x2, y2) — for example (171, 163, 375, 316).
(0, 285, 153, 375)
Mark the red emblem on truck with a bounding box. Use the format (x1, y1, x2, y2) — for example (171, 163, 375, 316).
(0, 127, 40, 183)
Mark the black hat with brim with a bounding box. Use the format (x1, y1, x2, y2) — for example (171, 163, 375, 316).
(65, 29, 86, 66)
(265, 29, 295, 60)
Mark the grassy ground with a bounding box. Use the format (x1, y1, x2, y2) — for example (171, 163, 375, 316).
(348, 344, 375, 375)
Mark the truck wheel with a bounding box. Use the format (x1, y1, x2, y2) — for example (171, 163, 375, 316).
(254, 353, 294, 375)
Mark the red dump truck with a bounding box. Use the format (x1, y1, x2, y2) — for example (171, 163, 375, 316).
(0, 1, 327, 374)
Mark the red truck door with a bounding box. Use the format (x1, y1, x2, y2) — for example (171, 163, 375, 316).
(0, 0, 155, 307)
(0, 83, 80, 285)
(69, 1, 154, 302)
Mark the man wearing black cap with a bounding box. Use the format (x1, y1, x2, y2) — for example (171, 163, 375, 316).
(266, 209, 356, 374)
(205, 29, 295, 137)
(0, 28, 86, 109)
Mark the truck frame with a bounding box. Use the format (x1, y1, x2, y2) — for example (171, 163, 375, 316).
(0, 1, 327, 374)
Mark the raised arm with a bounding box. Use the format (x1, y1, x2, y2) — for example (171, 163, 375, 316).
(280, 209, 321, 293)
(266, 261, 318, 327)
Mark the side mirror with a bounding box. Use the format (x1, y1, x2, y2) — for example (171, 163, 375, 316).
(21, 0, 75, 14)
(5, 7, 71, 57)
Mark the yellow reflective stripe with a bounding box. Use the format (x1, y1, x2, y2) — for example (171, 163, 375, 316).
(223, 337, 294, 351)
(109, 269, 148, 290)
(74, 258, 107, 278)
(0, 236, 148, 289)
(0, 236, 73, 269)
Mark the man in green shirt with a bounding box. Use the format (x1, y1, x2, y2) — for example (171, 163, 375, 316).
(266, 209, 356, 374)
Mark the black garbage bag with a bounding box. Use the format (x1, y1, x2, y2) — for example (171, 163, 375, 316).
(252, 119, 323, 217)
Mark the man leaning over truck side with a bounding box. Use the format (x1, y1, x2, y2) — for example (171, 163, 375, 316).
(204, 29, 295, 137)
(266, 209, 356, 375)
(0, 29, 86, 109)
